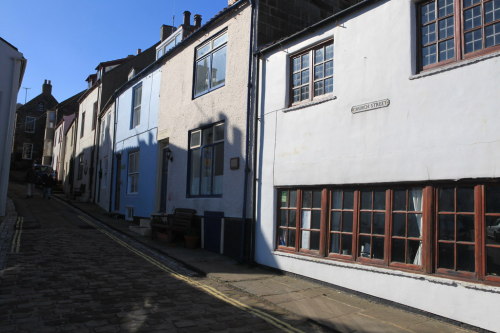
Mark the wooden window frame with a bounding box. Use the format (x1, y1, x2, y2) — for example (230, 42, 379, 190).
(417, 0, 500, 71)
(127, 151, 139, 194)
(25, 116, 36, 133)
(22, 143, 33, 160)
(275, 183, 500, 286)
(289, 40, 334, 106)
(131, 84, 142, 129)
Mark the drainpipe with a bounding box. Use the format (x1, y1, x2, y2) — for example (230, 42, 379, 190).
(242, 0, 257, 262)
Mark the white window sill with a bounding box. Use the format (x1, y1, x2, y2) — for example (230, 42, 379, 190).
(409, 50, 500, 80)
(272, 250, 500, 293)
(283, 95, 337, 113)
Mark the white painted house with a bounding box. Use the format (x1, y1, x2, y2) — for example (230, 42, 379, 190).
(255, 0, 500, 331)
(0, 38, 26, 216)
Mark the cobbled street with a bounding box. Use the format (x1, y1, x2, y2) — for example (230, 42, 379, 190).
(0, 183, 324, 333)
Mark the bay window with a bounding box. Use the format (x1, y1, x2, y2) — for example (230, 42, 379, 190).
(277, 182, 500, 285)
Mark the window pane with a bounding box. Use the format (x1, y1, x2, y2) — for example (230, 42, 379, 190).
(314, 81, 324, 96)
(344, 190, 354, 209)
(310, 232, 320, 250)
(312, 190, 322, 208)
(373, 213, 385, 235)
(301, 86, 309, 100)
(301, 210, 311, 229)
(292, 57, 301, 72)
(279, 229, 287, 246)
(485, 23, 500, 48)
(439, 39, 455, 61)
(292, 88, 301, 103)
(203, 127, 213, 145)
(332, 190, 342, 209)
(457, 215, 475, 242)
(331, 212, 341, 231)
(325, 60, 333, 76)
(211, 47, 226, 88)
(292, 73, 301, 87)
(407, 240, 422, 265)
(438, 243, 454, 269)
(457, 187, 474, 212)
(486, 216, 500, 245)
(360, 212, 371, 234)
(280, 191, 288, 207)
(359, 236, 371, 258)
(196, 43, 211, 59)
(213, 144, 224, 195)
(290, 210, 297, 227)
(463, 0, 480, 8)
(314, 47, 324, 63)
(324, 77, 333, 93)
(422, 44, 437, 66)
(189, 131, 201, 148)
(289, 229, 296, 246)
(200, 146, 213, 195)
(301, 54, 309, 68)
(373, 237, 384, 259)
(485, 0, 500, 23)
(486, 247, 500, 276)
(392, 214, 406, 236)
(195, 58, 210, 95)
(457, 244, 475, 272)
(394, 191, 406, 211)
(311, 210, 321, 229)
(325, 44, 334, 60)
(303, 191, 312, 208)
(408, 214, 423, 238)
(290, 190, 297, 208)
(213, 33, 227, 49)
(422, 23, 437, 45)
(341, 234, 352, 255)
(464, 6, 482, 30)
(464, 29, 483, 53)
(438, 0, 454, 17)
(421, 2, 436, 24)
(439, 188, 454, 212)
(301, 69, 309, 85)
(391, 238, 405, 263)
(331, 233, 340, 253)
(343, 211, 353, 232)
(409, 188, 423, 211)
(439, 16, 454, 39)
(439, 215, 455, 240)
(214, 123, 224, 142)
(190, 149, 201, 195)
(374, 190, 386, 210)
(301, 230, 310, 249)
(314, 64, 324, 80)
(361, 191, 372, 209)
(280, 210, 287, 226)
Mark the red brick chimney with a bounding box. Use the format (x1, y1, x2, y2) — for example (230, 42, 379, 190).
(42, 80, 52, 95)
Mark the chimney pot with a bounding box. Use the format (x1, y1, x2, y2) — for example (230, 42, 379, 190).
(183, 11, 191, 26)
(42, 80, 52, 95)
(194, 14, 202, 28)
(137, 48, 142, 54)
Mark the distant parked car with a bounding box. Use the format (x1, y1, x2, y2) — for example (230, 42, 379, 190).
(33, 164, 53, 187)
(487, 218, 500, 242)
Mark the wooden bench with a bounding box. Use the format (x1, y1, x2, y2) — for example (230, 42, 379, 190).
(151, 208, 198, 240)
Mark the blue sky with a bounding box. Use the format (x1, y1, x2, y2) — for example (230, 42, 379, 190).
(1, 0, 228, 104)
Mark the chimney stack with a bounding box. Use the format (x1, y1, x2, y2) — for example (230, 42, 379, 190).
(194, 14, 202, 28)
(183, 11, 191, 26)
(137, 48, 142, 54)
(42, 80, 52, 95)
(160, 24, 176, 41)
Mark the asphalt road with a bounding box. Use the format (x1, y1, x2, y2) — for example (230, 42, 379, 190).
(1, 183, 326, 333)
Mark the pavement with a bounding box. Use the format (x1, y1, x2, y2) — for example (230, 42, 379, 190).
(38, 192, 484, 333)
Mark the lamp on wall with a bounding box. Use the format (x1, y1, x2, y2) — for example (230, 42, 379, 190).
(165, 147, 173, 162)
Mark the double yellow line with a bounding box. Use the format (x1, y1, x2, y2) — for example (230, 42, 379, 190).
(11, 216, 24, 253)
(77, 215, 305, 333)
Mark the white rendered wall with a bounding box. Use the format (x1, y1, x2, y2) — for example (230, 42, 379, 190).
(96, 103, 115, 211)
(256, 1, 500, 331)
(157, 5, 251, 218)
(0, 41, 24, 216)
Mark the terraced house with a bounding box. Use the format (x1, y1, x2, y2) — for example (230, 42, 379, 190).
(255, 0, 500, 331)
